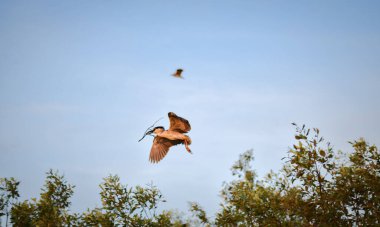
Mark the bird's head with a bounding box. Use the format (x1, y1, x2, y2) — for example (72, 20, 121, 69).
(146, 126, 165, 135)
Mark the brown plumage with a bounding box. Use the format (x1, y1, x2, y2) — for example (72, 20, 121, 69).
(172, 69, 184, 79)
(146, 112, 192, 163)
(168, 112, 191, 133)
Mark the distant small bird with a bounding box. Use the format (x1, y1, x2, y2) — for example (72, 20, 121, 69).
(172, 68, 184, 79)
(139, 112, 192, 163)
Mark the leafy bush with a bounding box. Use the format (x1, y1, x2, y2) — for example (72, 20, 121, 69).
(2, 124, 379, 226)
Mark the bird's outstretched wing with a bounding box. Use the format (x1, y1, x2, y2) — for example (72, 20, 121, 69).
(168, 112, 191, 133)
(149, 137, 182, 163)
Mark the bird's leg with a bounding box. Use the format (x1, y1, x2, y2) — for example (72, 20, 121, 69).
(184, 140, 192, 154)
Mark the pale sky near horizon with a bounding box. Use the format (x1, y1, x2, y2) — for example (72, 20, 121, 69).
(1, 0, 380, 217)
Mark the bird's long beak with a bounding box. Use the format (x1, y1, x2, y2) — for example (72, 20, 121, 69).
(138, 130, 154, 142)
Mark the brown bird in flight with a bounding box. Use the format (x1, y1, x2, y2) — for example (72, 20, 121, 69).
(139, 112, 192, 163)
(172, 68, 184, 79)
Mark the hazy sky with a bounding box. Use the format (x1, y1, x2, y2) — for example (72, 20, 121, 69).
(1, 0, 379, 216)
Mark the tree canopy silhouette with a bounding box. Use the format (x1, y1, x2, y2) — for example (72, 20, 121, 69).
(1, 124, 379, 226)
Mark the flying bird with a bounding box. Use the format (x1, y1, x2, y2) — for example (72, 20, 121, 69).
(139, 112, 192, 163)
(172, 68, 184, 79)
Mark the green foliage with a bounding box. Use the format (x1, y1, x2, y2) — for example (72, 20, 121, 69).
(91, 174, 171, 226)
(286, 124, 338, 225)
(36, 169, 75, 226)
(79, 208, 113, 226)
(3, 124, 380, 226)
(215, 150, 289, 226)
(192, 124, 380, 226)
(189, 202, 210, 226)
(10, 169, 75, 227)
(334, 139, 380, 225)
(9, 172, 180, 226)
(0, 177, 20, 226)
(10, 201, 36, 227)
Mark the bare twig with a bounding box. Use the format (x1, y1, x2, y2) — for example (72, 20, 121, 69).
(138, 117, 163, 142)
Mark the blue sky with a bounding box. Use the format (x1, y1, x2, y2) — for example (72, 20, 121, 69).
(1, 0, 380, 216)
